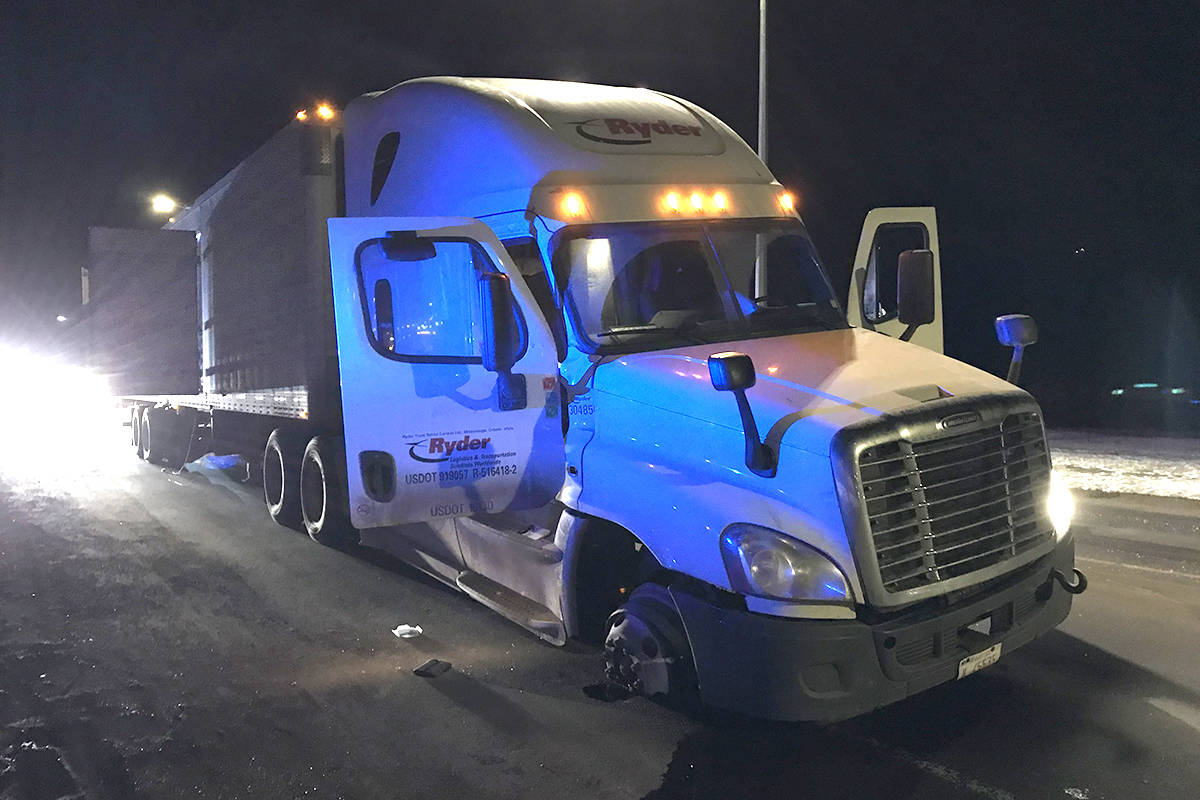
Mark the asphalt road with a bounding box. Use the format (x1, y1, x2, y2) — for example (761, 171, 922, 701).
(1, 423, 1198, 799)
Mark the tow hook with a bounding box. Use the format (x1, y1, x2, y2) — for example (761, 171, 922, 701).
(1050, 567, 1088, 595)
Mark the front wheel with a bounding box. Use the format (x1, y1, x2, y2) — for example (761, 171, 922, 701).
(603, 583, 698, 709)
(300, 435, 357, 549)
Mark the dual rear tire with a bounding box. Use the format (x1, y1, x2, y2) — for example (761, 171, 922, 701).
(263, 428, 356, 548)
(299, 435, 356, 548)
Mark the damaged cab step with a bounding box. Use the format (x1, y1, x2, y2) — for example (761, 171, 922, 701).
(456, 570, 566, 646)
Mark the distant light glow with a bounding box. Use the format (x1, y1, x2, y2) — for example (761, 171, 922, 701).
(562, 192, 585, 217)
(778, 191, 795, 212)
(689, 192, 704, 210)
(1110, 388, 1124, 396)
(56, 314, 68, 323)
(1169, 388, 1185, 395)
(1133, 382, 1158, 389)
(150, 194, 177, 214)
(296, 109, 308, 121)
(315, 103, 335, 121)
(0, 345, 117, 488)
(712, 191, 728, 211)
(665, 192, 681, 213)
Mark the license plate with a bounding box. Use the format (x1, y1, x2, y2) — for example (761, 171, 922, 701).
(957, 643, 1002, 679)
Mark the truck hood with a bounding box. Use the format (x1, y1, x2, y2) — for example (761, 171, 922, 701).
(591, 328, 1025, 456)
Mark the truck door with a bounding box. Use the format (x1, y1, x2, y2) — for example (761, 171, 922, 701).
(845, 207, 944, 353)
(327, 217, 564, 528)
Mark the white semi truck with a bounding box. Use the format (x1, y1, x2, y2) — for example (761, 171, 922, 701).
(89, 77, 1084, 720)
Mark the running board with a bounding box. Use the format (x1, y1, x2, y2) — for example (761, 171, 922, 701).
(456, 571, 566, 646)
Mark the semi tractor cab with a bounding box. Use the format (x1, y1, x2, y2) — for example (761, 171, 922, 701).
(106, 77, 1083, 721)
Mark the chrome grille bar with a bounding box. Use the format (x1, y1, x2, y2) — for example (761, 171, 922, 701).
(857, 410, 1054, 593)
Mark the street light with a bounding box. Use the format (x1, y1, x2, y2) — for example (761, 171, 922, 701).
(150, 194, 178, 214)
(758, 0, 768, 165)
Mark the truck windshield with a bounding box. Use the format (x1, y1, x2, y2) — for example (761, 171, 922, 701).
(551, 219, 845, 351)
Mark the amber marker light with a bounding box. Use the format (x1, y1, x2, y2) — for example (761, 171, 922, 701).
(665, 191, 681, 213)
(562, 192, 586, 217)
(712, 191, 728, 212)
(778, 191, 796, 212)
(315, 103, 335, 121)
(295, 109, 308, 121)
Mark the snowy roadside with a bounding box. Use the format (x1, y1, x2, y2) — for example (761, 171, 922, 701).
(1047, 429, 1200, 502)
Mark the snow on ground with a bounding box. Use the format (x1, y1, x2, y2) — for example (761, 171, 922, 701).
(1048, 429, 1200, 501)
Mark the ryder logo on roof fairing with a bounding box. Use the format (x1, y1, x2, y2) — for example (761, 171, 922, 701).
(573, 118, 706, 146)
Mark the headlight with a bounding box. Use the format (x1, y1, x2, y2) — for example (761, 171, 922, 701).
(1048, 468, 1074, 540)
(720, 525, 851, 602)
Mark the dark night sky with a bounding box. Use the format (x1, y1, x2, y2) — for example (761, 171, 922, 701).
(2, 1, 1198, 426)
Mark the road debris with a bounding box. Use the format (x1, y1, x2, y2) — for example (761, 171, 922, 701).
(391, 624, 423, 639)
(413, 659, 451, 678)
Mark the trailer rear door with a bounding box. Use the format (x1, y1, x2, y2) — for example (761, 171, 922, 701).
(328, 217, 564, 528)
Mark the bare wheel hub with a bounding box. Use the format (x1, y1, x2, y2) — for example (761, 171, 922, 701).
(603, 608, 672, 697)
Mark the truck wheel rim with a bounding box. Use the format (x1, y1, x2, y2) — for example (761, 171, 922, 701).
(604, 609, 672, 697)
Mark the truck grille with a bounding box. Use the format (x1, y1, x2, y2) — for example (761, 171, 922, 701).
(858, 411, 1053, 593)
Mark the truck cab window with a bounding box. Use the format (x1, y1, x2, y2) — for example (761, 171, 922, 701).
(357, 238, 485, 361)
(504, 238, 566, 360)
(554, 219, 844, 351)
(369, 132, 400, 206)
(864, 223, 928, 324)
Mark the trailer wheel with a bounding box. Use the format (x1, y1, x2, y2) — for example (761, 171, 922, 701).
(300, 435, 357, 549)
(137, 408, 151, 461)
(263, 428, 304, 528)
(603, 583, 698, 710)
(131, 406, 142, 452)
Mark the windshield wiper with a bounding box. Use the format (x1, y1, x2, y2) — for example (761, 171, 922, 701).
(596, 325, 668, 336)
(595, 324, 710, 345)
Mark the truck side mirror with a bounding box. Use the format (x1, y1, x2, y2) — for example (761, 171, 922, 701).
(896, 249, 935, 341)
(708, 352, 775, 478)
(708, 351, 756, 392)
(480, 272, 527, 411)
(994, 314, 1038, 385)
(479, 272, 519, 373)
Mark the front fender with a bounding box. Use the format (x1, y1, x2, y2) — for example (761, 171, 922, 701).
(573, 389, 863, 601)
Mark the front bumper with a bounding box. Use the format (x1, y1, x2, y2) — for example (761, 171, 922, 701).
(671, 540, 1076, 722)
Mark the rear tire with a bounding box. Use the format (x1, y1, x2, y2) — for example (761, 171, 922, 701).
(131, 406, 142, 453)
(300, 435, 357, 548)
(137, 408, 150, 461)
(263, 428, 304, 528)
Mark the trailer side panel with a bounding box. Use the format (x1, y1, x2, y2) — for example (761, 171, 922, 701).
(84, 227, 200, 395)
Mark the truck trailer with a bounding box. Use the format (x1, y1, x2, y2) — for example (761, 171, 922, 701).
(87, 77, 1084, 720)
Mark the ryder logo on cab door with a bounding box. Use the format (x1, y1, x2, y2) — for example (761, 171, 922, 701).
(405, 435, 493, 463)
